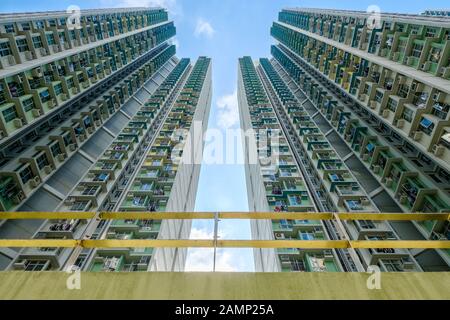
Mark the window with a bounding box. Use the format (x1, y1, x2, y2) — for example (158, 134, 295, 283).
(19, 165, 34, 184)
(410, 25, 420, 35)
(21, 23, 31, 31)
(0, 42, 12, 57)
(82, 186, 99, 196)
(432, 103, 449, 120)
(32, 36, 43, 49)
(16, 38, 29, 52)
(419, 117, 435, 135)
(359, 220, 376, 229)
(402, 107, 414, 122)
(411, 43, 423, 58)
(397, 84, 409, 98)
(375, 90, 383, 103)
(381, 260, 404, 272)
(71, 201, 89, 211)
(0, 84, 6, 105)
(4, 24, 14, 33)
(397, 39, 407, 53)
(2, 106, 18, 123)
(425, 28, 437, 38)
(22, 97, 35, 112)
(54, 83, 63, 96)
(36, 153, 49, 170)
(66, 77, 74, 89)
(35, 21, 45, 29)
(46, 34, 56, 45)
(50, 142, 62, 156)
(25, 260, 49, 271)
(39, 90, 51, 103)
(386, 98, 398, 112)
(428, 47, 442, 63)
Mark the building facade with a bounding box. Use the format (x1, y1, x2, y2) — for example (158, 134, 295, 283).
(239, 8, 450, 273)
(0, 8, 212, 272)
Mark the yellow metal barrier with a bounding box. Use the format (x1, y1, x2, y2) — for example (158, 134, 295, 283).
(0, 212, 449, 221)
(0, 212, 448, 250)
(0, 239, 449, 249)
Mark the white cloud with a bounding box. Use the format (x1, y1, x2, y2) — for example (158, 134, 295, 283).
(186, 249, 236, 272)
(217, 89, 239, 129)
(100, 0, 182, 16)
(194, 18, 216, 39)
(185, 227, 236, 272)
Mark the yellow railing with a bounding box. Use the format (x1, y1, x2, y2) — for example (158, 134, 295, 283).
(0, 212, 448, 249)
(0, 212, 449, 221)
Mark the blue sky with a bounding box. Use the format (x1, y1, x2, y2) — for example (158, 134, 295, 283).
(1, 0, 448, 271)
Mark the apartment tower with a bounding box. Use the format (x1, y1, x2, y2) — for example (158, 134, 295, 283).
(239, 8, 450, 273)
(0, 8, 212, 272)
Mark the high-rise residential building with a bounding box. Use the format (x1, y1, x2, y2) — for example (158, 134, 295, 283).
(0, 8, 212, 272)
(239, 8, 450, 273)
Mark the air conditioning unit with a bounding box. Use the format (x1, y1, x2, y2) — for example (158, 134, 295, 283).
(370, 101, 378, 109)
(61, 93, 68, 101)
(52, 45, 60, 53)
(406, 56, 415, 66)
(57, 153, 67, 162)
(359, 93, 367, 101)
(382, 109, 390, 118)
(25, 51, 34, 61)
(432, 144, 445, 157)
(413, 131, 423, 141)
(104, 257, 120, 271)
(345, 134, 352, 142)
(87, 127, 94, 134)
(64, 198, 75, 206)
(393, 52, 400, 60)
(7, 55, 16, 66)
(13, 260, 27, 270)
(32, 109, 42, 117)
(69, 143, 77, 152)
(361, 198, 371, 206)
(433, 92, 445, 102)
(43, 165, 53, 174)
(400, 195, 408, 204)
(373, 165, 381, 174)
(275, 233, 285, 240)
(114, 103, 120, 110)
(396, 119, 405, 129)
(94, 120, 101, 127)
(29, 176, 41, 188)
(32, 67, 42, 77)
(81, 82, 90, 89)
(13, 118, 23, 128)
(362, 153, 370, 161)
(71, 87, 79, 95)
(385, 177, 393, 187)
(47, 99, 56, 109)
(78, 134, 86, 142)
(39, 47, 47, 56)
(403, 262, 415, 270)
(421, 62, 430, 72)
(64, 42, 71, 50)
